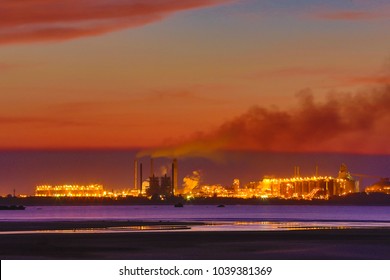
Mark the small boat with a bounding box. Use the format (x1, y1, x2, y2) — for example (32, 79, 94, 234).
(217, 204, 225, 208)
(0, 205, 26, 210)
(174, 202, 184, 208)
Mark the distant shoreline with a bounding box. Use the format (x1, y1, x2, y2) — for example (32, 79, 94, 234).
(1, 192, 390, 206)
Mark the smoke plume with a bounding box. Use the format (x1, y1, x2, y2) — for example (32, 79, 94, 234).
(180, 170, 201, 194)
(142, 87, 390, 157)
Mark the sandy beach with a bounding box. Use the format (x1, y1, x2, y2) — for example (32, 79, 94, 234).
(1, 221, 390, 260)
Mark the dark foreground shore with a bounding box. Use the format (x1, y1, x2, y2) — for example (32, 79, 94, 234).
(1, 221, 390, 260)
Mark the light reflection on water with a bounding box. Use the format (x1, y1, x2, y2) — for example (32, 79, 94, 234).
(1, 205, 390, 222)
(1, 205, 390, 234)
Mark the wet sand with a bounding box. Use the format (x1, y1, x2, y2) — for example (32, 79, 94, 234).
(1, 221, 390, 259)
(0, 220, 204, 232)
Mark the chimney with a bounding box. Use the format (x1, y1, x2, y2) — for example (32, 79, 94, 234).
(150, 158, 154, 177)
(134, 159, 138, 190)
(139, 163, 143, 193)
(294, 166, 301, 177)
(172, 158, 178, 195)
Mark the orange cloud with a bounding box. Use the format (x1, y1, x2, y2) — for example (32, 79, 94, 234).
(340, 75, 390, 86)
(147, 88, 227, 105)
(148, 87, 390, 157)
(0, 0, 231, 44)
(248, 67, 338, 80)
(0, 116, 89, 127)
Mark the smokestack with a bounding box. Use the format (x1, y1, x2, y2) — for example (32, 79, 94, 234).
(171, 162, 174, 196)
(150, 158, 154, 177)
(134, 159, 138, 190)
(294, 166, 298, 177)
(139, 163, 143, 193)
(172, 158, 178, 195)
(315, 164, 319, 177)
(294, 166, 301, 177)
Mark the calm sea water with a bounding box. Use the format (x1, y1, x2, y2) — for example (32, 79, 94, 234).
(1, 205, 389, 232)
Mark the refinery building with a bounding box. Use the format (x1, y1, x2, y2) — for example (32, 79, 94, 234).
(260, 164, 359, 199)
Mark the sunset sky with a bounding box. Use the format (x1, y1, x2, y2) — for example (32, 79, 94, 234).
(0, 0, 389, 194)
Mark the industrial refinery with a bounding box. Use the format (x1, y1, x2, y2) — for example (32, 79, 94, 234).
(35, 184, 106, 197)
(182, 163, 359, 200)
(33, 158, 389, 200)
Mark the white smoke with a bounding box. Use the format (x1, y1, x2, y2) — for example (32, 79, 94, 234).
(180, 170, 201, 194)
